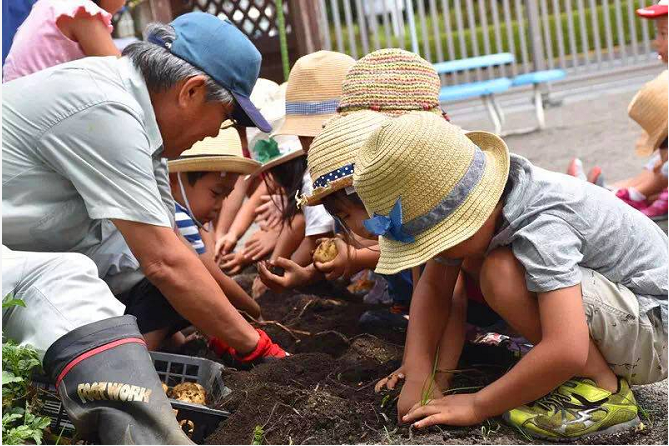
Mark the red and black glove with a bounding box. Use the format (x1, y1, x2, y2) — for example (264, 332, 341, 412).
(208, 329, 287, 363)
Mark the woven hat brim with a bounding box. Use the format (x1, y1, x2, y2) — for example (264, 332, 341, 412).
(374, 131, 510, 275)
(304, 176, 353, 206)
(168, 156, 261, 174)
(273, 113, 335, 138)
(246, 150, 306, 181)
(635, 124, 669, 157)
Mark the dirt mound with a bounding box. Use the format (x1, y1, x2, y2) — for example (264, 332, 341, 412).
(191, 274, 666, 445)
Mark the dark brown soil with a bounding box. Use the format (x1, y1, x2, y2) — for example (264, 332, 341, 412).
(194, 273, 667, 445)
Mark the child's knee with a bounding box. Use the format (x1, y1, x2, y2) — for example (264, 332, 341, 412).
(480, 247, 527, 305)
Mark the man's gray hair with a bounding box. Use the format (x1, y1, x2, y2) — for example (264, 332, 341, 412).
(122, 23, 233, 104)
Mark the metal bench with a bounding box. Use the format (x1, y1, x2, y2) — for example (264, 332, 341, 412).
(434, 52, 566, 134)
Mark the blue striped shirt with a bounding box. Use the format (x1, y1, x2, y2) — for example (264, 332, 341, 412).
(175, 202, 205, 255)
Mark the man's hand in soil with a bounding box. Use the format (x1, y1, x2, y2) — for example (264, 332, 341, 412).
(219, 251, 248, 275)
(313, 237, 355, 280)
(403, 393, 485, 428)
(257, 258, 313, 293)
(209, 328, 288, 363)
(397, 378, 442, 422)
(375, 366, 405, 392)
(243, 228, 279, 262)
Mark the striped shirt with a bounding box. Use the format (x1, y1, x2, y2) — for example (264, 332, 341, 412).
(175, 202, 205, 255)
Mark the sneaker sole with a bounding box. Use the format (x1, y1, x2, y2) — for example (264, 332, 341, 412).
(504, 414, 642, 442)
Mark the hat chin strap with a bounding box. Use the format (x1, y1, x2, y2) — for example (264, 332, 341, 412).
(177, 172, 208, 231)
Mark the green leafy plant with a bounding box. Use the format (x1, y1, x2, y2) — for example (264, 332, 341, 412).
(419, 346, 440, 406)
(251, 424, 265, 445)
(2, 294, 51, 445)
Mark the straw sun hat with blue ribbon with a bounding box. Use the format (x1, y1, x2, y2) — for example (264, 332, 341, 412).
(300, 110, 390, 207)
(353, 112, 510, 275)
(273, 50, 355, 138)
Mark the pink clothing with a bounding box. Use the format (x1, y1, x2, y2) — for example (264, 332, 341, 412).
(3, 0, 113, 83)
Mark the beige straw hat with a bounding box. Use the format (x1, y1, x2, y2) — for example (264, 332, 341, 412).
(273, 51, 356, 138)
(301, 111, 390, 207)
(628, 70, 668, 156)
(168, 126, 260, 174)
(353, 112, 510, 275)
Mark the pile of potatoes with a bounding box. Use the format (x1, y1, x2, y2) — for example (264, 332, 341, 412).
(162, 382, 206, 405)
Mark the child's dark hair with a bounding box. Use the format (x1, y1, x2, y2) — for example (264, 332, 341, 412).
(660, 137, 668, 150)
(185, 171, 208, 186)
(263, 156, 307, 225)
(321, 188, 368, 248)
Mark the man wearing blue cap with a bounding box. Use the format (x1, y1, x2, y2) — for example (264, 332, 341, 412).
(2, 12, 283, 444)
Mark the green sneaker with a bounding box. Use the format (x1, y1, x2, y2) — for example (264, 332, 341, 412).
(503, 378, 641, 441)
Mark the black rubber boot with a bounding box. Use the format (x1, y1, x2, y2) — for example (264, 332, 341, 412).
(43, 315, 193, 445)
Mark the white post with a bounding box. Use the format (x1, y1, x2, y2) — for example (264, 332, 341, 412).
(404, 0, 420, 54)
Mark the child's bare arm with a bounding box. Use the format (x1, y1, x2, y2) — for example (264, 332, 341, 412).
(200, 229, 261, 318)
(398, 261, 459, 417)
(270, 213, 306, 262)
(472, 284, 589, 419)
(215, 176, 249, 241)
(57, 11, 120, 57)
(405, 284, 589, 427)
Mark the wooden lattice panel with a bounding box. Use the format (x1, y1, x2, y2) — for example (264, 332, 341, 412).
(187, 0, 291, 39)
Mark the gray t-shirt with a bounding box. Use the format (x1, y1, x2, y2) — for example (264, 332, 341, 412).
(489, 155, 667, 321)
(2, 56, 174, 257)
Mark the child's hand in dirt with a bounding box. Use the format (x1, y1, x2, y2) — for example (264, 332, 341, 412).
(252, 276, 269, 299)
(257, 258, 311, 293)
(219, 251, 248, 275)
(215, 232, 239, 261)
(313, 238, 354, 280)
(402, 393, 485, 428)
(397, 378, 442, 422)
(375, 366, 405, 392)
(255, 194, 286, 230)
(243, 228, 279, 262)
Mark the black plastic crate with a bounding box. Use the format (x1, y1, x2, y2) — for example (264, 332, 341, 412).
(33, 352, 231, 443)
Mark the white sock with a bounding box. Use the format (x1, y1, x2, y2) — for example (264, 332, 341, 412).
(628, 187, 646, 201)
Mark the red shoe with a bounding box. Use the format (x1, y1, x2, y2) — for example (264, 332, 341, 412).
(642, 189, 668, 221)
(615, 188, 648, 210)
(567, 158, 586, 181)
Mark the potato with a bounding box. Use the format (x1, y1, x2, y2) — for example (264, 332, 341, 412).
(161, 383, 169, 394)
(170, 382, 206, 405)
(313, 239, 338, 263)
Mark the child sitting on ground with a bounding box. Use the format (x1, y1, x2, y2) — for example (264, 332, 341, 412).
(117, 125, 287, 363)
(4, 0, 122, 82)
(353, 112, 667, 440)
(567, 2, 668, 219)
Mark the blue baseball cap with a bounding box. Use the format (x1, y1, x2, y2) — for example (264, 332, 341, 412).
(152, 12, 271, 133)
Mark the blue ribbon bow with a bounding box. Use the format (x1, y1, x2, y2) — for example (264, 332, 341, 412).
(363, 197, 416, 243)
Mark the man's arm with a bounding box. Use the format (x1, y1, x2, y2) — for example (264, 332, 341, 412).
(200, 229, 261, 318)
(113, 219, 260, 353)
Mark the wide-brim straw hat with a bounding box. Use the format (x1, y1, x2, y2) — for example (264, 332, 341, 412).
(169, 125, 260, 174)
(353, 112, 510, 275)
(301, 111, 390, 207)
(273, 51, 356, 138)
(338, 48, 442, 116)
(628, 70, 668, 156)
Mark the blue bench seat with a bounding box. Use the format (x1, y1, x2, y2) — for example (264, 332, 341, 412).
(512, 69, 566, 87)
(438, 77, 512, 102)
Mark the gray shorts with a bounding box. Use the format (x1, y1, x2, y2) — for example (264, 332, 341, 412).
(581, 267, 667, 385)
(2, 246, 125, 360)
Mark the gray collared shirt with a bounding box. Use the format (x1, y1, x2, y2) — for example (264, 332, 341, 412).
(2, 56, 174, 263)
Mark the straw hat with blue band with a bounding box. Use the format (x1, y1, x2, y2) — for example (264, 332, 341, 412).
(273, 51, 356, 138)
(168, 126, 261, 174)
(353, 112, 510, 275)
(148, 12, 271, 133)
(299, 111, 390, 207)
